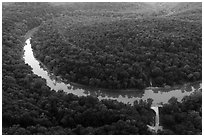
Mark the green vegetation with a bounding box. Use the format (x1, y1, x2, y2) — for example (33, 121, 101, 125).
(32, 14, 201, 89)
(2, 2, 202, 135)
(2, 2, 153, 135)
(159, 91, 202, 135)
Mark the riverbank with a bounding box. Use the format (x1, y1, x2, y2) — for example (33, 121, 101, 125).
(27, 36, 201, 93)
(27, 53, 201, 93)
(24, 26, 39, 40)
(23, 37, 201, 107)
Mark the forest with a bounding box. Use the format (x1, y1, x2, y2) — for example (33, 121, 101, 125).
(32, 10, 201, 89)
(2, 2, 202, 135)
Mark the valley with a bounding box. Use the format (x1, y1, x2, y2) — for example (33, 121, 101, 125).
(2, 2, 202, 135)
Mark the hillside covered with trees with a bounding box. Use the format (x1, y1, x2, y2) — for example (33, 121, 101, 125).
(2, 2, 156, 135)
(159, 91, 202, 135)
(31, 4, 201, 89)
(2, 2, 202, 135)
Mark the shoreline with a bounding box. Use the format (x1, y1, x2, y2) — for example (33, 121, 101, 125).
(24, 28, 202, 93)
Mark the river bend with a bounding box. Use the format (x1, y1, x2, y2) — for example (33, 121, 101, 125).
(23, 38, 201, 106)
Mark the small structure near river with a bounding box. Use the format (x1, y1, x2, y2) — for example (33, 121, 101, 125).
(147, 105, 163, 133)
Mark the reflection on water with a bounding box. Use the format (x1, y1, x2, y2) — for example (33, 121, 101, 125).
(24, 38, 201, 105)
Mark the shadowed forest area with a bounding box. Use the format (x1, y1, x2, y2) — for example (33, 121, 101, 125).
(2, 2, 202, 135)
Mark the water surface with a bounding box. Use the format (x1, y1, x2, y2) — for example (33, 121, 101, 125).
(24, 38, 201, 106)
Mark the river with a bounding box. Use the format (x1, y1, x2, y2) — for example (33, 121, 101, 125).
(23, 38, 201, 106)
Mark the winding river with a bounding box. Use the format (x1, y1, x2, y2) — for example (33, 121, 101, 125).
(24, 37, 201, 132)
(23, 38, 201, 106)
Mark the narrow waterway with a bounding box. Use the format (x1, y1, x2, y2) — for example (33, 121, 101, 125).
(23, 38, 201, 106)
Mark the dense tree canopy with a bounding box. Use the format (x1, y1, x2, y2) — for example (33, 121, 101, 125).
(32, 14, 201, 89)
(159, 91, 202, 135)
(2, 2, 154, 135)
(2, 2, 202, 135)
